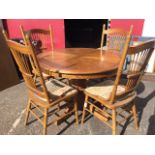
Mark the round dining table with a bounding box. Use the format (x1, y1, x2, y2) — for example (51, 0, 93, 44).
(37, 48, 121, 109)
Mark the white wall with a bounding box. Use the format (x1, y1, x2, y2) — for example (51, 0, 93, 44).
(142, 19, 155, 37)
(142, 19, 155, 73)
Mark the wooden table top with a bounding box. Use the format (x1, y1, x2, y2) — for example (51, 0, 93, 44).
(37, 48, 121, 79)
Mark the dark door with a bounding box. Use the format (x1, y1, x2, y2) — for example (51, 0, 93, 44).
(0, 28, 20, 91)
(64, 19, 108, 48)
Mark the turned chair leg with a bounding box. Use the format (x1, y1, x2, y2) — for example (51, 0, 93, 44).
(24, 99, 31, 126)
(132, 102, 138, 129)
(112, 109, 117, 135)
(33, 73, 37, 83)
(81, 96, 88, 124)
(74, 96, 79, 125)
(43, 108, 48, 135)
(81, 107, 86, 124)
(58, 103, 61, 111)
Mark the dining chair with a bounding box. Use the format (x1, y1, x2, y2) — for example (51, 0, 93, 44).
(100, 24, 133, 52)
(91, 25, 133, 85)
(20, 25, 69, 84)
(3, 31, 79, 135)
(19, 25, 55, 81)
(20, 25, 54, 53)
(82, 38, 155, 134)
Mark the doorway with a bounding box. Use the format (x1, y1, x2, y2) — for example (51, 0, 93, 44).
(64, 19, 108, 48)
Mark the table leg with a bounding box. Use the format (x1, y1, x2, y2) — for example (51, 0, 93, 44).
(56, 79, 86, 126)
(70, 79, 86, 111)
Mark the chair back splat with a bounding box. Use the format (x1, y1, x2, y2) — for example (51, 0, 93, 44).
(20, 25, 69, 84)
(100, 24, 132, 52)
(20, 25, 54, 54)
(3, 32, 50, 105)
(126, 41, 155, 90)
(110, 40, 155, 104)
(20, 25, 55, 81)
(109, 26, 133, 103)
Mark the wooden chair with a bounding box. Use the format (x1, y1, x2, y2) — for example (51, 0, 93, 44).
(20, 25, 68, 83)
(91, 25, 133, 85)
(100, 24, 133, 52)
(3, 31, 79, 135)
(20, 25, 55, 81)
(20, 25, 54, 53)
(82, 36, 155, 134)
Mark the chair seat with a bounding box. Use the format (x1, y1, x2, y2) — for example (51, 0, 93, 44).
(42, 72, 51, 79)
(45, 79, 77, 101)
(32, 69, 51, 79)
(85, 80, 125, 100)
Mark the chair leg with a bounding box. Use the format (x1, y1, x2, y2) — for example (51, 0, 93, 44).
(58, 103, 61, 111)
(74, 96, 79, 125)
(43, 108, 48, 135)
(81, 96, 88, 124)
(81, 108, 86, 124)
(66, 79, 70, 85)
(112, 109, 117, 135)
(132, 102, 138, 129)
(24, 99, 31, 126)
(33, 73, 37, 83)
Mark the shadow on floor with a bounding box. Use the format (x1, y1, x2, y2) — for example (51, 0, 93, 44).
(56, 113, 82, 135)
(119, 81, 155, 130)
(147, 107, 155, 135)
(57, 112, 93, 135)
(135, 82, 155, 126)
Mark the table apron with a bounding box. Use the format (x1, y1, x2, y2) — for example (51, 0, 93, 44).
(42, 68, 117, 79)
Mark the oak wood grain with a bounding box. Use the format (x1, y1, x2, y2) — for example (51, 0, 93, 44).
(37, 48, 121, 79)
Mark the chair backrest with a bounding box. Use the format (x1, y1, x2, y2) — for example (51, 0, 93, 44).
(20, 25, 54, 53)
(126, 40, 155, 91)
(2, 30, 51, 105)
(110, 40, 155, 103)
(100, 24, 132, 52)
